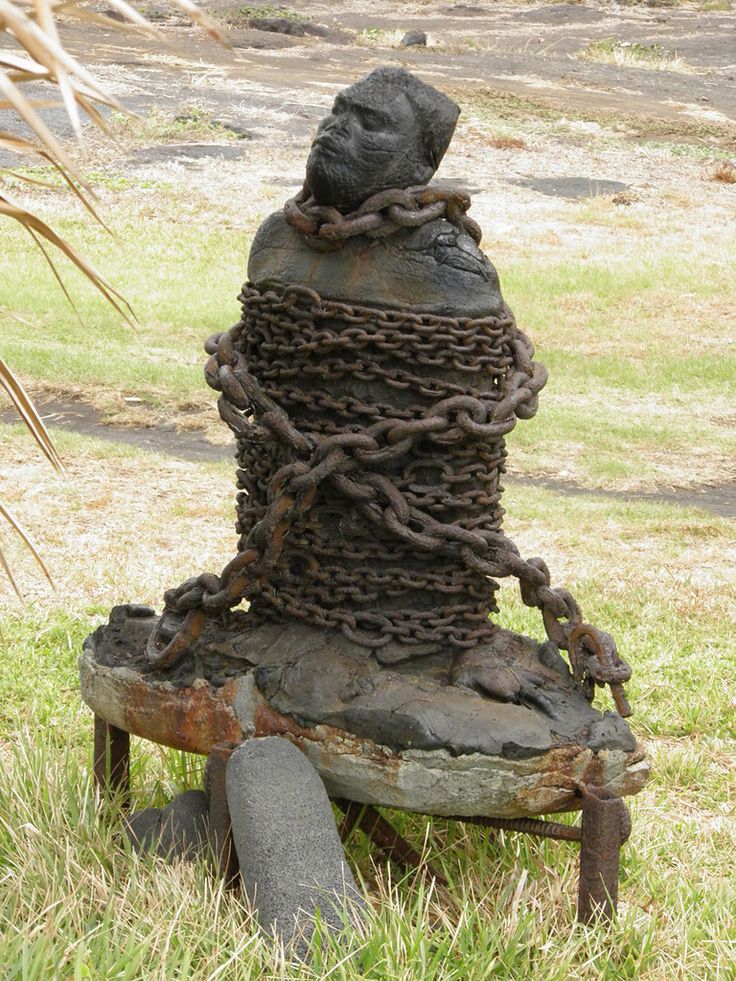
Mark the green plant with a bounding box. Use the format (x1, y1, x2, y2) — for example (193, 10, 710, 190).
(109, 105, 237, 145)
(583, 38, 691, 73)
(356, 26, 404, 47)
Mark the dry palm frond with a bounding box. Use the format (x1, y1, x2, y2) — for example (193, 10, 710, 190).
(0, 191, 135, 324)
(0, 352, 63, 472)
(0, 500, 54, 598)
(0, 0, 228, 591)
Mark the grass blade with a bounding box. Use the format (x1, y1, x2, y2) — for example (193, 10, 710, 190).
(0, 537, 22, 599)
(170, 0, 230, 46)
(0, 71, 83, 185)
(33, 0, 82, 139)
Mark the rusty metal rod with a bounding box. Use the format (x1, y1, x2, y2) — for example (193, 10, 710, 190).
(337, 799, 364, 843)
(334, 799, 448, 887)
(454, 814, 582, 842)
(93, 715, 130, 809)
(205, 747, 240, 890)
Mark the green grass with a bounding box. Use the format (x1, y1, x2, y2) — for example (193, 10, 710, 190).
(0, 166, 167, 192)
(108, 107, 241, 146)
(0, 209, 249, 410)
(355, 27, 406, 48)
(218, 5, 304, 26)
(665, 142, 735, 161)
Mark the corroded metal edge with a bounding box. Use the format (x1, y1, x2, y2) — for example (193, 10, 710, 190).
(79, 649, 649, 819)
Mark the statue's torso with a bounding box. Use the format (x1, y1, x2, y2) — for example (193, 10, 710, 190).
(248, 212, 505, 320)
(233, 214, 514, 658)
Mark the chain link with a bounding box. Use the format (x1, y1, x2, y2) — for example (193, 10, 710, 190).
(284, 184, 483, 251)
(146, 220, 631, 715)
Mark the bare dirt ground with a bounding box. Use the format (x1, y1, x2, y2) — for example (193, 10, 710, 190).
(5, 0, 736, 173)
(3, 397, 735, 516)
(23, 1, 736, 142)
(2, 0, 735, 509)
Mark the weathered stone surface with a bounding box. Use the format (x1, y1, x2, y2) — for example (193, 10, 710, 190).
(303, 740, 650, 818)
(249, 16, 305, 36)
(128, 144, 249, 167)
(125, 808, 162, 851)
(305, 67, 458, 213)
(510, 176, 629, 200)
(126, 790, 209, 862)
(401, 30, 428, 47)
(587, 714, 636, 753)
(248, 213, 502, 318)
(226, 738, 364, 950)
(517, 4, 608, 23)
(79, 646, 245, 752)
(80, 616, 650, 818)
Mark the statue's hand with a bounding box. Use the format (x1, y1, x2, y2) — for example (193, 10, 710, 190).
(450, 632, 565, 719)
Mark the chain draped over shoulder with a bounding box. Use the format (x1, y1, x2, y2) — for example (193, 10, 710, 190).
(283, 184, 483, 251)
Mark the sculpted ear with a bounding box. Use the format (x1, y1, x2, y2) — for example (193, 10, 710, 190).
(423, 97, 460, 172)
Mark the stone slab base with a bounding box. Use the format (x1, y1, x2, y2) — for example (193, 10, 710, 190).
(80, 634, 649, 819)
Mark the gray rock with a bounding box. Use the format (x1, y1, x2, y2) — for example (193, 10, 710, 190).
(125, 807, 162, 852)
(126, 790, 209, 862)
(248, 212, 504, 319)
(128, 144, 249, 167)
(441, 4, 485, 13)
(302, 23, 328, 38)
(401, 30, 427, 47)
(79, 645, 649, 819)
(517, 4, 608, 24)
(250, 17, 305, 36)
(587, 713, 636, 753)
(225, 738, 364, 951)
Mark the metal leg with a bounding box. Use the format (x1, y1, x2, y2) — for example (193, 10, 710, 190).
(335, 799, 448, 887)
(577, 786, 631, 924)
(93, 715, 130, 808)
(205, 747, 240, 889)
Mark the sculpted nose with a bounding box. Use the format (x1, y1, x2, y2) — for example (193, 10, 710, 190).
(324, 113, 350, 137)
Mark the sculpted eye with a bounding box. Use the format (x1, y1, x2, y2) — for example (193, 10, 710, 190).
(361, 111, 384, 132)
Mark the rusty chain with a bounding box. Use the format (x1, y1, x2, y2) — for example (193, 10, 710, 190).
(284, 184, 483, 251)
(146, 235, 631, 716)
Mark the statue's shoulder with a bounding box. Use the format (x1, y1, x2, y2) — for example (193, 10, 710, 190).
(248, 210, 505, 319)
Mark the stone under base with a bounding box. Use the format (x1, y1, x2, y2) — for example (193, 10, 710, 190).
(80, 605, 649, 818)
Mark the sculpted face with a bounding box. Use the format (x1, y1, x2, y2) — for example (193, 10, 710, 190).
(305, 68, 460, 214)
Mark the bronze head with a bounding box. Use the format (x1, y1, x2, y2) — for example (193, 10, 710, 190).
(305, 67, 460, 214)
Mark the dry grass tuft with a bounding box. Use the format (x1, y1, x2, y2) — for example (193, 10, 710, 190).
(708, 160, 736, 184)
(488, 135, 527, 150)
(582, 38, 693, 74)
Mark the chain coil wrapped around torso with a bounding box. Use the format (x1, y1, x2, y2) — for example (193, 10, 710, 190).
(220, 283, 540, 655)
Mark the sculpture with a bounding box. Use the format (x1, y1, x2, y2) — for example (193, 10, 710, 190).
(81, 68, 649, 941)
